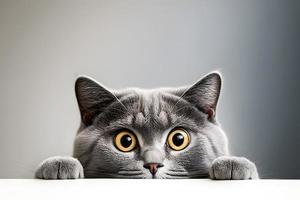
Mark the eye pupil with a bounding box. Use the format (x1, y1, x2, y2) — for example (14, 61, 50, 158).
(120, 135, 132, 148)
(114, 131, 137, 152)
(172, 133, 184, 146)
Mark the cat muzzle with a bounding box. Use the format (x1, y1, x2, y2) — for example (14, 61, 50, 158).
(143, 163, 164, 175)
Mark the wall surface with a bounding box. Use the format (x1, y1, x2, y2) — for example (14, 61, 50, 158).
(0, 0, 299, 178)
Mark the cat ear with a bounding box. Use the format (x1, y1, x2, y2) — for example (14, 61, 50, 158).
(181, 72, 222, 119)
(75, 76, 118, 126)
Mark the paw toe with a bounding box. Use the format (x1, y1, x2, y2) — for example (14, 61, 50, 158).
(35, 157, 84, 179)
(210, 156, 258, 180)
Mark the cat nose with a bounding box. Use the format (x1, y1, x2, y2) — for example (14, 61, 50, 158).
(143, 163, 164, 175)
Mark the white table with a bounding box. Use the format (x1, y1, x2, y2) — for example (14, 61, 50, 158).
(0, 179, 299, 200)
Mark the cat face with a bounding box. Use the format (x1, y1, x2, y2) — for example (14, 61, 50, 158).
(73, 72, 229, 178)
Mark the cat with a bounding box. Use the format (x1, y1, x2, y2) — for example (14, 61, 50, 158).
(35, 72, 258, 179)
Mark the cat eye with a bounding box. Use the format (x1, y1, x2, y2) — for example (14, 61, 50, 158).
(167, 128, 190, 151)
(114, 130, 137, 152)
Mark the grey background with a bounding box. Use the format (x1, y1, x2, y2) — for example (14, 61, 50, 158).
(0, 0, 299, 178)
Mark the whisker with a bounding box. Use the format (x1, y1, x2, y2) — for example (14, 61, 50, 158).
(118, 171, 144, 175)
(165, 173, 188, 177)
(188, 171, 209, 178)
(118, 170, 143, 172)
(118, 169, 143, 172)
(163, 175, 188, 179)
(86, 172, 145, 179)
(110, 107, 128, 114)
(189, 174, 209, 179)
(168, 169, 186, 172)
(168, 85, 194, 114)
(173, 105, 190, 114)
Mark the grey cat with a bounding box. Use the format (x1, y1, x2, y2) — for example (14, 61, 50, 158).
(35, 72, 258, 180)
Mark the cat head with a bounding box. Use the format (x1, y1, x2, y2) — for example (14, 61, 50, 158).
(73, 72, 229, 178)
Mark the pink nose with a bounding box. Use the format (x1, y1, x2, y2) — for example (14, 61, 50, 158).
(144, 163, 163, 175)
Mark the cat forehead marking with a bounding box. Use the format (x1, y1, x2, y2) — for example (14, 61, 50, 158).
(131, 91, 171, 128)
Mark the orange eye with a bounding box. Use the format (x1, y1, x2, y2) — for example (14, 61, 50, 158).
(114, 131, 137, 152)
(167, 128, 190, 151)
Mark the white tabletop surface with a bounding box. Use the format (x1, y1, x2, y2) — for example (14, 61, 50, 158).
(0, 179, 299, 200)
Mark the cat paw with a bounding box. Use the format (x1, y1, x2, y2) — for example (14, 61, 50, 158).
(35, 156, 84, 179)
(209, 156, 259, 180)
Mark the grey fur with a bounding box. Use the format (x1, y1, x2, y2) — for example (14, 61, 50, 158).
(209, 156, 259, 179)
(35, 72, 259, 180)
(35, 156, 84, 179)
